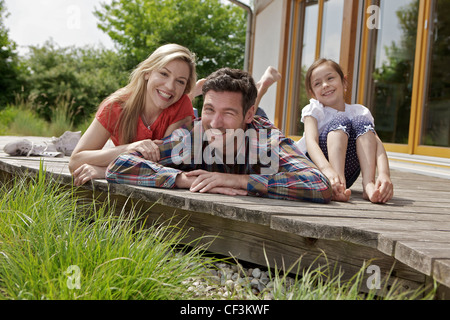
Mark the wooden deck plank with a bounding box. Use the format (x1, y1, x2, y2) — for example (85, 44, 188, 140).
(1, 135, 450, 296)
(434, 259, 450, 288)
(270, 215, 450, 244)
(394, 241, 450, 279)
(368, 230, 450, 256)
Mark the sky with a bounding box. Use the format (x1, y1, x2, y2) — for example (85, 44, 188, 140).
(3, 0, 251, 57)
(3, 0, 115, 56)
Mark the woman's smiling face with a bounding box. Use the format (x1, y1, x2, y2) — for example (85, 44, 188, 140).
(144, 59, 190, 111)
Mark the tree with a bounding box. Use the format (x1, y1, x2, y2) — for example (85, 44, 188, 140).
(94, 0, 247, 79)
(21, 40, 129, 124)
(0, 0, 22, 108)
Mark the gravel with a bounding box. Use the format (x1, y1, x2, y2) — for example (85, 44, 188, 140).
(183, 261, 297, 300)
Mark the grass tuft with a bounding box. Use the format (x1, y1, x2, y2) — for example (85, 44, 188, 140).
(0, 167, 216, 300)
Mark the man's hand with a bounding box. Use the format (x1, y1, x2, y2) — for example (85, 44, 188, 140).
(176, 170, 248, 196)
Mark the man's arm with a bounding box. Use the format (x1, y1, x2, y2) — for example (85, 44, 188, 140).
(106, 152, 182, 188)
(106, 126, 194, 187)
(246, 137, 332, 204)
(106, 154, 248, 196)
(185, 170, 248, 196)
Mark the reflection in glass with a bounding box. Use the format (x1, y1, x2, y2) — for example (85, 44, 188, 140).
(421, 0, 450, 147)
(296, 0, 319, 136)
(368, 0, 419, 144)
(321, 0, 344, 62)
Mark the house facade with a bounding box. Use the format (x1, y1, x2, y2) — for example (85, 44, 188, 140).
(247, 0, 449, 159)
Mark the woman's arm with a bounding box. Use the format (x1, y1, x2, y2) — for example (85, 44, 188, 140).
(68, 118, 128, 173)
(69, 118, 164, 185)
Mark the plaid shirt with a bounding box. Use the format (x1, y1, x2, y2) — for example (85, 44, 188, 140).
(106, 116, 332, 203)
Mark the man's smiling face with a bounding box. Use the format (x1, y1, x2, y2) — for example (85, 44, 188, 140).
(201, 90, 254, 156)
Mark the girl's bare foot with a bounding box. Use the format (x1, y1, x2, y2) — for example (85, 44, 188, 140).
(257, 66, 281, 92)
(332, 188, 352, 202)
(188, 78, 206, 101)
(363, 182, 381, 203)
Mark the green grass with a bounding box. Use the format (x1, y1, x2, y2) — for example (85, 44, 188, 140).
(206, 250, 436, 300)
(0, 92, 89, 137)
(255, 253, 436, 300)
(0, 105, 48, 137)
(0, 166, 217, 300)
(0, 165, 437, 300)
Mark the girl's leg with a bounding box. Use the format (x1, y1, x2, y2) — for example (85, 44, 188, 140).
(188, 78, 206, 101)
(327, 130, 352, 201)
(254, 66, 281, 109)
(353, 117, 379, 203)
(320, 115, 352, 201)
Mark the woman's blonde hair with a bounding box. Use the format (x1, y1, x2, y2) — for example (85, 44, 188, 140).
(102, 43, 197, 144)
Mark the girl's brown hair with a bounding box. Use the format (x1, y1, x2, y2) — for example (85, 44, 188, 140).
(305, 58, 346, 98)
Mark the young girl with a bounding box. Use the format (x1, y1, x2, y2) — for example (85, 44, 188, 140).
(69, 44, 198, 186)
(296, 58, 393, 203)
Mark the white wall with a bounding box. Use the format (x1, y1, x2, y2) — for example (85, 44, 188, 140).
(252, 0, 283, 123)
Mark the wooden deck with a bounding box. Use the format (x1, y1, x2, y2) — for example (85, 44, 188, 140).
(1, 135, 450, 299)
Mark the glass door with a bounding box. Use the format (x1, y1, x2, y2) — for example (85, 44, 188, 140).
(295, 0, 319, 137)
(360, 0, 449, 157)
(364, 0, 419, 145)
(419, 0, 450, 150)
(289, 0, 345, 137)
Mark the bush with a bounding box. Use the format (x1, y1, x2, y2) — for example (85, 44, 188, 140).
(0, 91, 76, 137)
(18, 40, 128, 126)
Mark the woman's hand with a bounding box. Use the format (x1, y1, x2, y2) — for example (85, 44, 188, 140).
(126, 139, 163, 162)
(72, 164, 106, 186)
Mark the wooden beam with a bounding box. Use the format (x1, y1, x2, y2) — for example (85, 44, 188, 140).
(339, 0, 359, 103)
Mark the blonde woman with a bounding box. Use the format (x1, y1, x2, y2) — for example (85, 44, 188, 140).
(69, 44, 197, 186)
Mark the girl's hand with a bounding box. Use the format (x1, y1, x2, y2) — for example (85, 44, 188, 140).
(126, 139, 163, 162)
(375, 172, 394, 203)
(322, 167, 351, 202)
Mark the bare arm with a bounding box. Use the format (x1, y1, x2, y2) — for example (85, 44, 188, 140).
(69, 118, 163, 186)
(375, 135, 394, 203)
(303, 116, 349, 201)
(303, 116, 331, 172)
(375, 135, 390, 176)
(68, 118, 128, 173)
